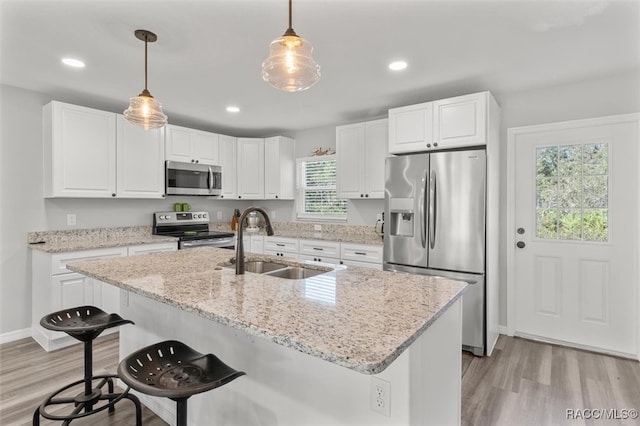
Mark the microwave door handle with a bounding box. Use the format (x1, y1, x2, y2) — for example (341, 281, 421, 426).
(429, 170, 436, 249)
(208, 166, 214, 191)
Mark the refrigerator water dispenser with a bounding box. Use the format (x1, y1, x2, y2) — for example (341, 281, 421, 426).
(389, 198, 414, 237)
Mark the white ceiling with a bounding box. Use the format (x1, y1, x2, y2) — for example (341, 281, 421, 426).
(2, 0, 639, 137)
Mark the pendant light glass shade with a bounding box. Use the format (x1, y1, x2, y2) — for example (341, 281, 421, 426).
(261, 1, 320, 92)
(124, 29, 167, 130)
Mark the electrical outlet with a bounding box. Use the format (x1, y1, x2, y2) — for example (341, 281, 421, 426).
(370, 377, 390, 416)
(67, 214, 77, 226)
(314, 224, 322, 231)
(271, 210, 277, 219)
(217, 211, 223, 220)
(376, 213, 383, 222)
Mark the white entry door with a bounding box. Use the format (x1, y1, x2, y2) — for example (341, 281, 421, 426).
(509, 114, 638, 357)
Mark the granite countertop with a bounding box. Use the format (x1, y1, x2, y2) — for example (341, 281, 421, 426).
(67, 247, 466, 374)
(28, 226, 177, 253)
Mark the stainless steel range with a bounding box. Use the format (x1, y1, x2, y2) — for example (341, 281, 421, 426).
(152, 211, 235, 250)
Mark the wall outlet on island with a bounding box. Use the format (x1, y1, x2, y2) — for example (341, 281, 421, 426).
(66, 213, 77, 226)
(370, 377, 390, 416)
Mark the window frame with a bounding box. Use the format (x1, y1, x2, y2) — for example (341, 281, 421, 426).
(296, 155, 347, 222)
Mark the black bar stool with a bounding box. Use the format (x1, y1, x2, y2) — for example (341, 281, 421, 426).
(118, 340, 246, 426)
(33, 306, 142, 425)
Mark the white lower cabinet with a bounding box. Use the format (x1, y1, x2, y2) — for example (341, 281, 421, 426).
(340, 243, 383, 270)
(31, 242, 177, 351)
(298, 239, 341, 264)
(264, 236, 298, 260)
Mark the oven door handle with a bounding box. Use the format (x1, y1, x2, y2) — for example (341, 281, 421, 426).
(181, 237, 235, 248)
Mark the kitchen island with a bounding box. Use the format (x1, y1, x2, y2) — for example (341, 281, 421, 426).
(68, 247, 466, 425)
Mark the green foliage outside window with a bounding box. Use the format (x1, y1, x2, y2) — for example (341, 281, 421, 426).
(535, 143, 608, 242)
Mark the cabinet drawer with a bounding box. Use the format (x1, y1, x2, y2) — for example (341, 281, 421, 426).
(128, 242, 177, 256)
(51, 247, 128, 275)
(264, 237, 298, 253)
(340, 243, 383, 264)
(299, 240, 341, 258)
(298, 254, 341, 265)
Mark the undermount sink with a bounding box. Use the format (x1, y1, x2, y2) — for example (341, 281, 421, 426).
(223, 261, 288, 274)
(264, 267, 327, 280)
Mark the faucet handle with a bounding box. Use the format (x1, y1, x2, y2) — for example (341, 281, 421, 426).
(229, 257, 236, 264)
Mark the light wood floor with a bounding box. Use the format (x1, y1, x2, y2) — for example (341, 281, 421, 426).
(1, 333, 639, 425)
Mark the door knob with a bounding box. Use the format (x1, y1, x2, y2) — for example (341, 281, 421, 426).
(517, 227, 525, 234)
(516, 241, 526, 249)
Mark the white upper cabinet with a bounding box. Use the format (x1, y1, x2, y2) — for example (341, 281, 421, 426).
(265, 136, 295, 200)
(433, 92, 487, 148)
(388, 91, 490, 153)
(44, 101, 117, 198)
(219, 134, 238, 199)
(165, 124, 219, 165)
(43, 101, 167, 199)
(116, 115, 165, 198)
(388, 102, 433, 154)
(236, 138, 265, 199)
(337, 118, 388, 199)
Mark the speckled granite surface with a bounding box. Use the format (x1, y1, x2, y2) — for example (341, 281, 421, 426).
(28, 226, 177, 253)
(212, 221, 384, 245)
(67, 247, 466, 374)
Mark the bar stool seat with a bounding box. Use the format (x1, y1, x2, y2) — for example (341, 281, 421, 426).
(33, 306, 142, 425)
(118, 340, 246, 426)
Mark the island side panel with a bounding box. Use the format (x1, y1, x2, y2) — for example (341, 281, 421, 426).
(119, 290, 462, 425)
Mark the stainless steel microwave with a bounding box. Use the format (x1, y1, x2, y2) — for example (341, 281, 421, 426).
(165, 161, 222, 196)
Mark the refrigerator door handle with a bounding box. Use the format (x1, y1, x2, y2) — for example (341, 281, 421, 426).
(420, 171, 428, 249)
(429, 170, 436, 249)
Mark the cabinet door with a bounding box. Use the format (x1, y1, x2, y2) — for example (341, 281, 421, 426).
(192, 131, 219, 165)
(237, 138, 264, 199)
(93, 280, 120, 314)
(250, 235, 264, 254)
(45, 101, 116, 198)
(364, 119, 388, 199)
(265, 136, 295, 199)
(433, 92, 487, 148)
(219, 135, 237, 199)
(336, 123, 364, 199)
(165, 125, 193, 163)
(116, 115, 165, 198)
(388, 102, 433, 154)
(51, 273, 94, 312)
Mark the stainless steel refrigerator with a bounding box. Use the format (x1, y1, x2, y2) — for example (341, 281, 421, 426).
(383, 148, 486, 356)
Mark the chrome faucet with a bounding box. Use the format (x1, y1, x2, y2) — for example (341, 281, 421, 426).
(236, 207, 274, 274)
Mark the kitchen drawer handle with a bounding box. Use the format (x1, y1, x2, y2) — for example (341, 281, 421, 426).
(313, 247, 323, 251)
(276, 243, 285, 247)
(354, 251, 367, 256)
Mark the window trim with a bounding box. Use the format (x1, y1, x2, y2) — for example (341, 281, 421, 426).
(296, 155, 347, 222)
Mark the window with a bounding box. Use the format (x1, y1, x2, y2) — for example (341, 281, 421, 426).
(297, 156, 347, 220)
(535, 142, 608, 242)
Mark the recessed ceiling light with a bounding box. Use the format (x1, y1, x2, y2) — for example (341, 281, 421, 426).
(226, 106, 240, 113)
(61, 58, 85, 68)
(388, 61, 408, 71)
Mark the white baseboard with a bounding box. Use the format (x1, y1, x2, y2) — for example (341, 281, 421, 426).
(515, 331, 639, 361)
(0, 328, 32, 344)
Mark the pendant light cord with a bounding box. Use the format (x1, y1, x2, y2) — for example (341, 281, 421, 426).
(144, 35, 148, 91)
(288, 0, 293, 31)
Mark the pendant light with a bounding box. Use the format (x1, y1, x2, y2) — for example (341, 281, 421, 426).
(261, 0, 320, 92)
(124, 29, 168, 130)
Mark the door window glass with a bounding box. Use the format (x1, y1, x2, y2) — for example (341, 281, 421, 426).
(535, 143, 608, 241)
